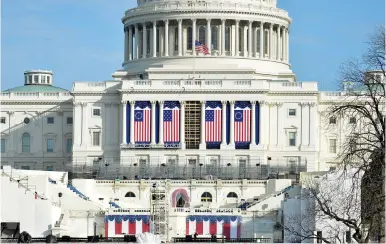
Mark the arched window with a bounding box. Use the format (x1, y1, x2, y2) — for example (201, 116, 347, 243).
(199, 26, 206, 45)
(201, 192, 212, 202)
(225, 27, 231, 51)
(227, 192, 238, 198)
(125, 192, 136, 197)
(187, 27, 193, 50)
(211, 26, 218, 50)
(22, 133, 30, 153)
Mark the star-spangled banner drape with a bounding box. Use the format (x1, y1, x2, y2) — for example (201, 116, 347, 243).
(163, 101, 180, 143)
(134, 101, 151, 143)
(104, 215, 150, 237)
(205, 101, 222, 143)
(234, 101, 251, 143)
(185, 215, 241, 239)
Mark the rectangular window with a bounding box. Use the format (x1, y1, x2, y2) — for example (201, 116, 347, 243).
(288, 109, 296, 116)
(29, 76, 33, 83)
(92, 132, 100, 146)
(34, 75, 39, 83)
(46, 166, 53, 171)
(47, 139, 54, 152)
(66, 138, 73, 153)
(349, 117, 356, 124)
(1, 139, 5, 153)
(47, 76, 50, 83)
(329, 117, 336, 124)
(329, 139, 337, 153)
(93, 108, 101, 116)
(21, 166, 30, 170)
(66, 117, 73, 125)
(1, 117, 6, 124)
(47, 117, 54, 124)
(289, 132, 296, 146)
(41, 76, 46, 83)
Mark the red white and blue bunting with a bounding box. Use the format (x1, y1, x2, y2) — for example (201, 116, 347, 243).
(104, 215, 150, 237)
(186, 215, 241, 239)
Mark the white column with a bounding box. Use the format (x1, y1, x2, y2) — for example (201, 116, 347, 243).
(121, 101, 127, 144)
(221, 19, 226, 56)
(281, 27, 285, 61)
(254, 27, 258, 58)
(200, 101, 206, 148)
(259, 22, 264, 58)
(160, 27, 164, 56)
(251, 101, 256, 146)
(206, 19, 211, 54)
(159, 101, 164, 144)
(130, 101, 135, 144)
(151, 101, 156, 144)
(152, 21, 157, 57)
(192, 19, 196, 56)
(285, 28, 289, 62)
(229, 101, 235, 145)
(221, 101, 227, 147)
(269, 23, 273, 59)
(81, 103, 88, 147)
(259, 101, 266, 147)
(300, 103, 309, 148)
(248, 21, 253, 57)
(124, 27, 129, 62)
(128, 26, 133, 61)
(309, 103, 316, 148)
(135, 25, 139, 59)
(277, 29, 280, 60)
(73, 104, 81, 146)
(164, 20, 169, 57)
(142, 23, 147, 58)
(180, 101, 185, 149)
(235, 20, 239, 57)
(178, 19, 182, 56)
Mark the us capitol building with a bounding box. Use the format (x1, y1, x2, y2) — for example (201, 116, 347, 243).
(0, 0, 365, 242)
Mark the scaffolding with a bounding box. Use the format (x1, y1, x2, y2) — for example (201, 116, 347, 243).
(150, 182, 169, 242)
(184, 101, 201, 149)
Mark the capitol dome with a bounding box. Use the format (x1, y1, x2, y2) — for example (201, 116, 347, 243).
(121, 0, 293, 80)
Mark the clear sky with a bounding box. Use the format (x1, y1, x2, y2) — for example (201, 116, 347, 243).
(1, 0, 384, 91)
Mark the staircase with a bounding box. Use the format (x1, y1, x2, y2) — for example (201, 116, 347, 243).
(239, 185, 294, 209)
(1, 170, 43, 199)
(67, 184, 89, 200)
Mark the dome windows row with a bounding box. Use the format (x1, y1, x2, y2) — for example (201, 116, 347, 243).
(123, 19, 289, 62)
(24, 70, 53, 86)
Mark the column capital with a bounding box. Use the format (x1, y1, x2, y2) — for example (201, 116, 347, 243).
(6, 111, 14, 116)
(251, 101, 257, 105)
(129, 101, 136, 105)
(80, 102, 88, 107)
(235, 20, 240, 24)
(159, 100, 164, 105)
(200, 101, 206, 105)
(298, 102, 308, 108)
(221, 101, 228, 105)
(152, 20, 157, 25)
(151, 101, 157, 105)
(192, 19, 196, 23)
(177, 19, 182, 23)
(248, 20, 253, 24)
(142, 22, 147, 27)
(260, 21, 265, 26)
(229, 101, 235, 105)
(206, 18, 211, 23)
(269, 23, 273, 29)
(121, 101, 127, 105)
(180, 101, 186, 105)
(164, 19, 169, 24)
(258, 101, 267, 107)
(221, 19, 226, 23)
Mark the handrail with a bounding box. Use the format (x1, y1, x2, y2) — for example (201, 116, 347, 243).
(1, 171, 46, 200)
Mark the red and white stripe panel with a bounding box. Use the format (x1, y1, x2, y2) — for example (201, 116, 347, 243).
(104, 215, 150, 238)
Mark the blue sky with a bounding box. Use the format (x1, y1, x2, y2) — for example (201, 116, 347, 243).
(2, 0, 384, 91)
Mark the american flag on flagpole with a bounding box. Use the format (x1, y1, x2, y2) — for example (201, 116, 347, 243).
(205, 101, 222, 143)
(134, 101, 151, 143)
(234, 101, 251, 143)
(163, 101, 180, 143)
(195, 40, 209, 55)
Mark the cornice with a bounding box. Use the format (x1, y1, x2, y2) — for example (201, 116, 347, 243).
(124, 10, 291, 25)
(70, 92, 119, 96)
(267, 92, 319, 96)
(0, 101, 73, 105)
(119, 90, 267, 94)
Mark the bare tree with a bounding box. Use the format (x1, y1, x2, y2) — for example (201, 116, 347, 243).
(282, 26, 385, 243)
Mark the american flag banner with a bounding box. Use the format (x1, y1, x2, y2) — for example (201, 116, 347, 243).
(234, 101, 251, 143)
(134, 101, 151, 143)
(186, 216, 241, 239)
(195, 40, 210, 55)
(205, 101, 222, 143)
(163, 101, 180, 143)
(104, 215, 150, 238)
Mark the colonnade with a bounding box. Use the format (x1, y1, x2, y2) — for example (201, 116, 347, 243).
(120, 100, 264, 148)
(123, 19, 289, 62)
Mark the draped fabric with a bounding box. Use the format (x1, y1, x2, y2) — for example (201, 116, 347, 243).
(163, 101, 180, 144)
(134, 101, 151, 143)
(234, 101, 251, 148)
(205, 101, 222, 146)
(104, 215, 150, 237)
(185, 215, 241, 239)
